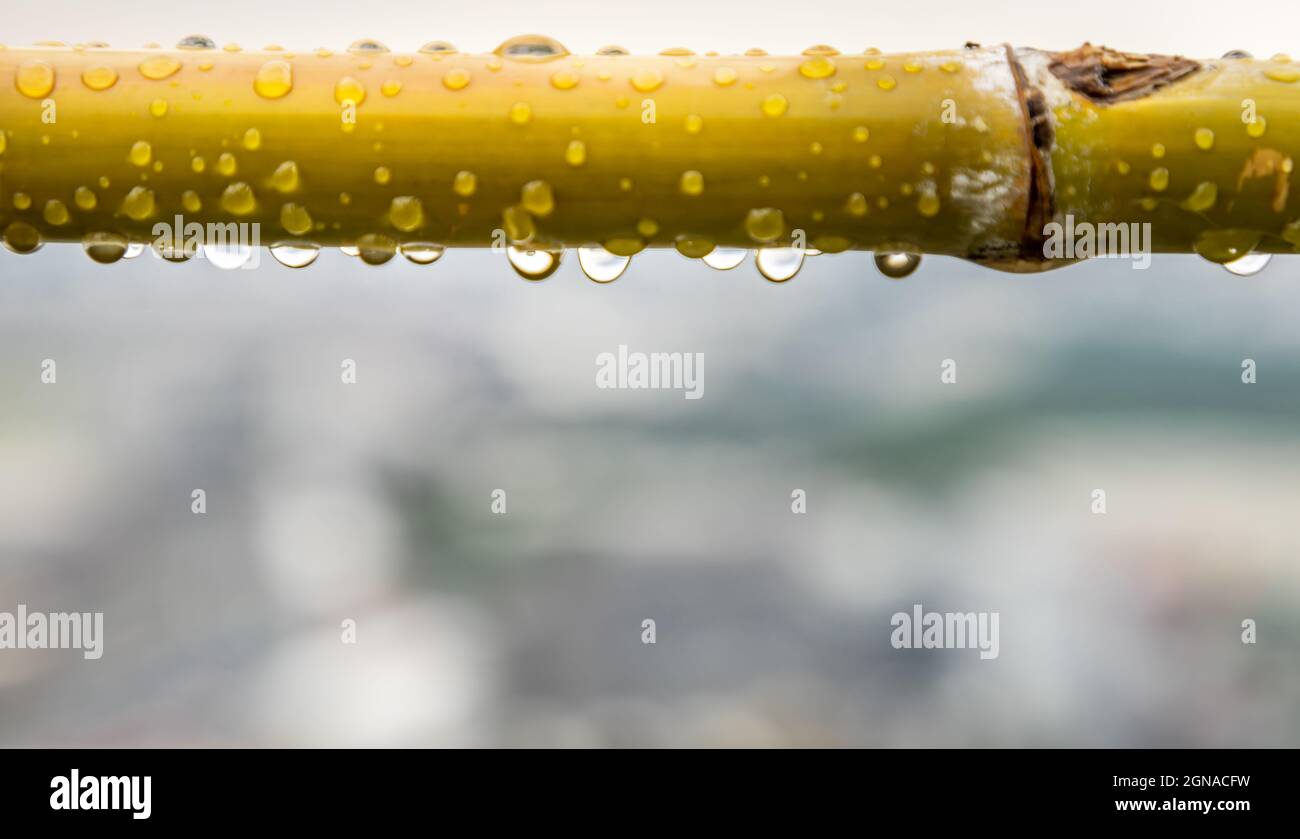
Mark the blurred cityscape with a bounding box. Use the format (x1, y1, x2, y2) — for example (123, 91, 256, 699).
(1, 247, 1297, 746)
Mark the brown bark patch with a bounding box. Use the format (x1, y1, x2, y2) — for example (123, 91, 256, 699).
(1048, 43, 1200, 102)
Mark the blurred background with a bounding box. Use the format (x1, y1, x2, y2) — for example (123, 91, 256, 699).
(2, 2, 1299, 746)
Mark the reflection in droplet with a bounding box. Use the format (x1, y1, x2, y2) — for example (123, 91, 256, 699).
(702, 247, 747, 270)
(756, 247, 805, 282)
(1221, 252, 1272, 276)
(577, 246, 630, 283)
(2, 221, 43, 254)
(177, 34, 217, 50)
(348, 39, 390, 54)
(357, 233, 398, 265)
(507, 246, 562, 280)
(494, 34, 569, 62)
(82, 231, 130, 263)
(270, 242, 320, 268)
(202, 242, 254, 269)
(401, 243, 445, 265)
(123, 242, 144, 259)
(874, 251, 921, 279)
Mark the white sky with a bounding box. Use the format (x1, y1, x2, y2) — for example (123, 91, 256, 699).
(1, 0, 1293, 58)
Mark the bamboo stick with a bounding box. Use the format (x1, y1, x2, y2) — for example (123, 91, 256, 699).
(0, 37, 1297, 276)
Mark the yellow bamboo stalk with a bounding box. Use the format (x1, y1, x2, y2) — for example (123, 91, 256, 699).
(0, 37, 1297, 275)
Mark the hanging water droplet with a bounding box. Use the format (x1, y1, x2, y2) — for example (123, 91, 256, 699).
(507, 246, 562, 281)
(596, 45, 630, 56)
(356, 233, 397, 265)
(577, 246, 630, 283)
(203, 242, 253, 269)
(270, 242, 320, 268)
(1221, 252, 1272, 276)
(702, 247, 747, 270)
(177, 34, 216, 50)
(874, 251, 922, 279)
(153, 240, 192, 262)
(82, 232, 129, 263)
(1222, 50, 1253, 59)
(340, 244, 360, 257)
(755, 247, 805, 282)
(400, 243, 445, 264)
(2, 221, 43, 254)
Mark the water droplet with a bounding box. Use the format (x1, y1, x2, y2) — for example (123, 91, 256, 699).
(1247, 116, 1267, 138)
(1181, 181, 1218, 212)
(683, 113, 704, 135)
(442, 68, 471, 90)
(507, 246, 562, 280)
(139, 55, 181, 80)
(679, 170, 705, 196)
(877, 74, 897, 90)
(744, 207, 785, 243)
(596, 45, 629, 56)
(521, 179, 555, 216)
(177, 34, 216, 50)
(577, 246, 630, 282)
(401, 243, 444, 264)
(1193, 127, 1215, 150)
(204, 242, 253, 269)
(756, 247, 804, 282)
(702, 247, 746, 270)
(356, 233, 397, 265)
(1149, 167, 1169, 191)
(799, 56, 836, 79)
(121, 186, 156, 220)
(1222, 252, 1272, 276)
(81, 64, 118, 90)
(674, 235, 715, 258)
(636, 218, 659, 238)
(1222, 50, 1252, 59)
(348, 39, 390, 54)
(550, 69, 579, 90)
(713, 67, 737, 86)
(388, 195, 424, 231)
(268, 242, 319, 268)
(1264, 67, 1300, 83)
(916, 191, 941, 217)
(381, 79, 402, 96)
(509, 101, 533, 125)
(603, 237, 645, 257)
(269, 160, 300, 192)
(248, 59, 293, 101)
(495, 35, 569, 62)
(340, 244, 359, 256)
(2, 221, 43, 254)
(240, 127, 262, 151)
(280, 202, 313, 235)
(761, 93, 788, 117)
(182, 190, 201, 212)
(82, 231, 129, 263)
(865, 58, 885, 71)
(150, 97, 169, 117)
(453, 170, 477, 196)
(373, 165, 391, 185)
(565, 139, 587, 167)
(220, 182, 256, 215)
(335, 76, 366, 105)
(419, 41, 458, 55)
(153, 239, 192, 262)
(16, 60, 55, 98)
(631, 69, 663, 92)
(502, 206, 535, 243)
(845, 192, 868, 216)
(812, 236, 851, 253)
(74, 186, 97, 210)
(1194, 229, 1262, 264)
(43, 199, 69, 226)
(874, 251, 921, 279)
(12, 193, 31, 210)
